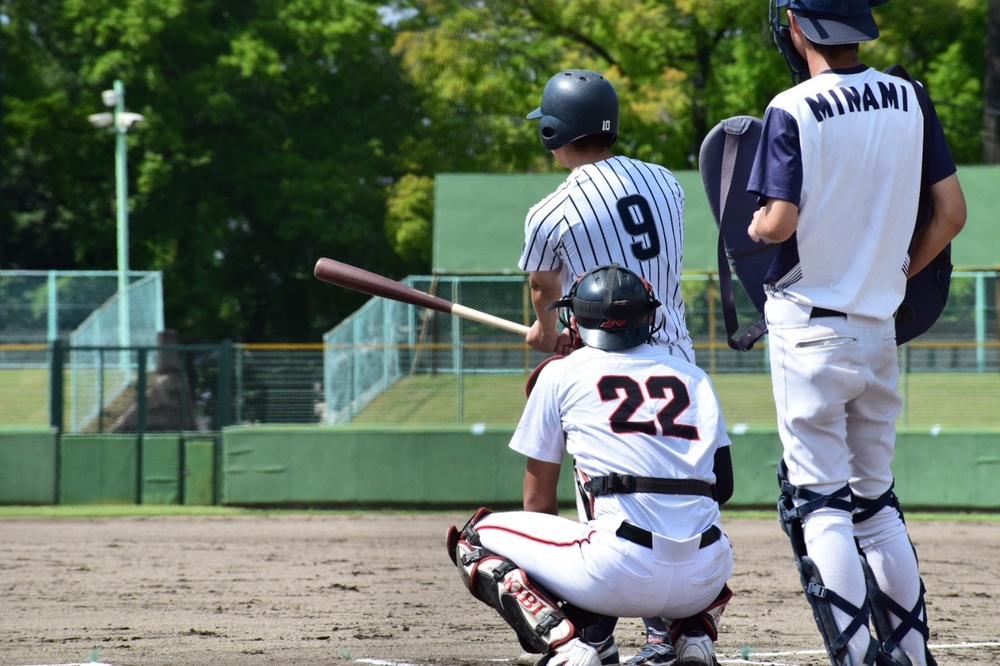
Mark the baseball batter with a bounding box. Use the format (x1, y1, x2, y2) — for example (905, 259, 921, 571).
(520, 69, 693, 364)
(747, 2, 967, 665)
(446, 265, 733, 666)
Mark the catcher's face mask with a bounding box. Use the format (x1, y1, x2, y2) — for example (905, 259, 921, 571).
(769, 0, 809, 85)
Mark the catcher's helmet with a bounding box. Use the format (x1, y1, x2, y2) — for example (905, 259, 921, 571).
(526, 70, 619, 151)
(769, 0, 889, 83)
(546, 264, 660, 351)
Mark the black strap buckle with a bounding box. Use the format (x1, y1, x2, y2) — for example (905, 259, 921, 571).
(585, 472, 636, 495)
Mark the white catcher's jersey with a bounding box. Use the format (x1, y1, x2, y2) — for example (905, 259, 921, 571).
(748, 65, 956, 319)
(519, 156, 693, 360)
(509, 344, 730, 540)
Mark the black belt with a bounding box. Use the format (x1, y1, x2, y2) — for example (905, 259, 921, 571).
(810, 307, 846, 319)
(615, 522, 722, 550)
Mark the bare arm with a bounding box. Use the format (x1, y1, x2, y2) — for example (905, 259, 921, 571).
(527, 269, 573, 354)
(523, 458, 562, 515)
(907, 173, 967, 277)
(749, 198, 799, 244)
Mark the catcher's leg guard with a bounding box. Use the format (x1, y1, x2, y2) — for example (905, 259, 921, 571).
(777, 463, 879, 666)
(854, 491, 937, 666)
(446, 508, 576, 654)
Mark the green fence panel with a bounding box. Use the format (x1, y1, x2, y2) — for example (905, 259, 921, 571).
(141, 434, 181, 504)
(221, 425, 577, 506)
(726, 428, 1000, 509)
(727, 431, 784, 506)
(0, 428, 58, 504)
(59, 435, 137, 504)
(2, 426, 998, 508)
(221, 426, 1000, 509)
(183, 435, 217, 506)
(891, 430, 1000, 509)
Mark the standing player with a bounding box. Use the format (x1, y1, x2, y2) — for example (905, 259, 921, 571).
(520, 69, 693, 364)
(519, 70, 723, 666)
(747, 1, 967, 665)
(446, 265, 734, 666)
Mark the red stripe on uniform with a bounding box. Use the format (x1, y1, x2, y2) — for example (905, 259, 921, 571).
(478, 524, 596, 548)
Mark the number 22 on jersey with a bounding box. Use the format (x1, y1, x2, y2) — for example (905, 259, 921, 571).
(598, 375, 699, 440)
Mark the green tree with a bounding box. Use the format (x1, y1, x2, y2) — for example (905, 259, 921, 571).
(385, 0, 795, 270)
(1, 0, 989, 344)
(389, 0, 987, 265)
(0, 0, 114, 270)
(870, 0, 988, 163)
(2, 0, 422, 341)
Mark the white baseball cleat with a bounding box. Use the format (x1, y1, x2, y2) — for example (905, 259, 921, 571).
(525, 634, 619, 666)
(537, 637, 604, 666)
(673, 631, 718, 666)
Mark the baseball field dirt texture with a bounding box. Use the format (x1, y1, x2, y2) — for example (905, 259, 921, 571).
(1, 513, 998, 666)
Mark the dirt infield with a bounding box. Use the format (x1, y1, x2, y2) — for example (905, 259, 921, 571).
(0, 513, 997, 666)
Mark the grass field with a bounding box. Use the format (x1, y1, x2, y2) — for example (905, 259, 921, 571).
(5, 366, 1000, 430)
(0, 367, 49, 426)
(354, 371, 1000, 430)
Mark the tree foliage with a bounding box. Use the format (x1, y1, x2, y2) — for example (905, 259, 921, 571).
(2, 0, 420, 341)
(0, 0, 990, 342)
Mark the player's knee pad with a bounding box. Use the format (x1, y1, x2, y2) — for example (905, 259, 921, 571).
(777, 463, 879, 666)
(445, 508, 576, 654)
(854, 490, 936, 666)
(668, 583, 733, 643)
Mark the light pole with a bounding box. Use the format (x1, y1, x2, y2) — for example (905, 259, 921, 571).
(88, 80, 145, 372)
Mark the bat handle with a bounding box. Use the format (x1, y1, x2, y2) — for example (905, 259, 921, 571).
(451, 304, 530, 336)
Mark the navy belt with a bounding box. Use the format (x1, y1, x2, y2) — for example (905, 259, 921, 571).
(810, 307, 846, 319)
(615, 522, 722, 550)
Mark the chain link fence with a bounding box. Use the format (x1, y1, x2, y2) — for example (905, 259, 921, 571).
(1, 342, 326, 432)
(0, 270, 162, 345)
(1, 271, 997, 431)
(0, 269, 166, 431)
(322, 271, 1000, 428)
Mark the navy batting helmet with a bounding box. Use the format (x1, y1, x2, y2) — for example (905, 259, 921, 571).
(546, 264, 660, 351)
(526, 70, 619, 151)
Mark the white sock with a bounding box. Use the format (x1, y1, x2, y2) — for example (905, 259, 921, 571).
(802, 506, 874, 663)
(855, 505, 930, 666)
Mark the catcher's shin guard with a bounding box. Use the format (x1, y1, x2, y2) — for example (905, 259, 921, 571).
(446, 508, 576, 654)
(854, 491, 937, 666)
(777, 463, 879, 666)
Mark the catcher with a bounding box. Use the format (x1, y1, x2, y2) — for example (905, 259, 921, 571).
(446, 265, 734, 666)
(747, 1, 967, 664)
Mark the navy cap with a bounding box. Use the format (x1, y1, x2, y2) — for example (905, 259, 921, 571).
(785, 0, 881, 44)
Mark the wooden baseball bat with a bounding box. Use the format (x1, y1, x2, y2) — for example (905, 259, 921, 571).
(314, 257, 531, 336)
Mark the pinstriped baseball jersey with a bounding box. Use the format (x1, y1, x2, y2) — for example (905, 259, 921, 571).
(747, 65, 957, 319)
(518, 156, 694, 361)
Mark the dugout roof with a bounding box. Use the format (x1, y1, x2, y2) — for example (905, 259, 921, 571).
(433, 165, 1000, 274)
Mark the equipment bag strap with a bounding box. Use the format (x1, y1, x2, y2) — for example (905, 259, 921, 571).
(717, 126, 768, 352)
(584, 472, 715, 499)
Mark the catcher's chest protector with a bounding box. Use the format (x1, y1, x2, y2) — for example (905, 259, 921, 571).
(698, 115, 776, 351)
(699, 65, 952, 350)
